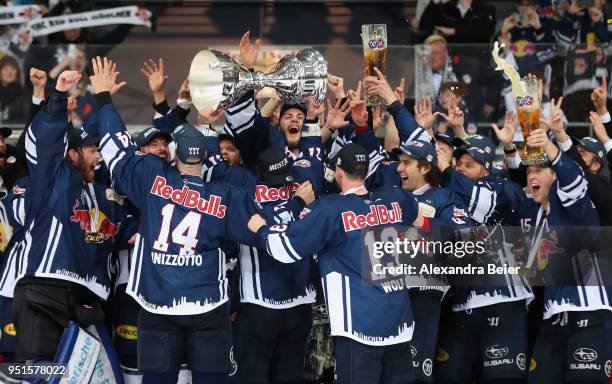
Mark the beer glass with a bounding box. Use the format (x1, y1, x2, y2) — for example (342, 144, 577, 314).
(516, 77, 547, 165)
(361, 24, 388, 106)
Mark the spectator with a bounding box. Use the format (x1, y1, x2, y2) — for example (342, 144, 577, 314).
(499, 0, 557, 77)
(434, 81, 478, 135)
(419, 0, 497, 44)
(557, 0, 611, 121)
(0, 56, 29, 124)
(408, 34, 501, 122)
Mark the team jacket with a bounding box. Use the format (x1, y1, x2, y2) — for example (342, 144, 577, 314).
(255, 187, 419, 346)
(95, 92, 261, 315)
(18, 90, 131, 299)
(203, 154, 320, 309)
(0, 178, 26, 298)
(445, 169, 533, 311)
(517, 151, 611, 319)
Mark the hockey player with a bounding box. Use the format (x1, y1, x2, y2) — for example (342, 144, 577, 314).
(90, 57, 261, 384)
(12, 70, 132, 362)
(248, 143, 425, 384)
(512, 128, 612, 384)
(433, 142, 533, 384)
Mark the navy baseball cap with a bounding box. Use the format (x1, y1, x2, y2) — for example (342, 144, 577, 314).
(453, 146, 494, 170)
(135, 127, 172, 148)
(435, 133, 454, 148)
(258, 148, 294, 186)
(578, 137, 606, 160)
(280, 103, 308, 119)
(392, 140, 437, 166)
(336, 143, 369, 177)
(173, 124, 206, 165)
(452, 134, 495, 156)
(68, 128, 100, 149)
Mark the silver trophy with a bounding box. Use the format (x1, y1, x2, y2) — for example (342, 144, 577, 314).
(188, 48, 328, 111)
(415, 45, 433, 101)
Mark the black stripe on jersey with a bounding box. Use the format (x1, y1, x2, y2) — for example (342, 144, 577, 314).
(278, 234, 300, 262)
(226, 99, 254, 116)
(234, 114, 256, 135)
(342, 275, 349, 333)
(249, 246, 259, 300)
(130, 236, 142, 292)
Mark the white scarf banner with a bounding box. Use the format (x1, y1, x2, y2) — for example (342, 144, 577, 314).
(0, 5, 42, 25)
(27, 6, 151, 37)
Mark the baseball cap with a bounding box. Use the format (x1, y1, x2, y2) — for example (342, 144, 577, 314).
(68, 128, 100, 150)
(392, 140, 437, 166)
(453, 146, 494, 170)
(435, 133, 454, 148)
(452, 134, 495, 156)
(173, 124, 206, 165)
(336, 143, 369, 177)
(135, 127, 172, 148)
(280, 103, 308, 119)
(258, 148, 294, 186)
(578, 137, 606, 160)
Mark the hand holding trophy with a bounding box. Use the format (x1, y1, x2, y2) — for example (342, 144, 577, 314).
(361, 24, 388, 106)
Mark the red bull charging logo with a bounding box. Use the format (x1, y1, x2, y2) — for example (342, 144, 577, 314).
(70, 200, 120, 241)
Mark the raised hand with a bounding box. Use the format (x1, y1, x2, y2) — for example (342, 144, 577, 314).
(491, 111, 518, 149)
(414, 97, 436, 131)
(589, 111, 611, 144)
(306, 96, 326, 121)
(295, 181, 315, 205)
(327, 74, 346, 100)
(199, 107, 225, 124)
(30, 68, 47, 99)
(351, 100, 368, 127)
(89, 56, 120, 94)
(394, 78, 406, 105)
(540, 97, 566, 141)
(591, 77, 607, 115)
(325, 98, 351, 131)
(347, 80, 362, 102)
(179, 79, 191, 101)
(239, 31, 261, 69)
(372, 106, 385, 133)
(55, 70, 82, 92)
(140, 58, 168, 95)
(363, 67, 397, 105)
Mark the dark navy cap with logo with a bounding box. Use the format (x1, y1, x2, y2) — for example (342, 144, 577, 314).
(280, 103, 308, 119)
(578, 136, 606, 160)
(68, 128, 100, 150)
(453, 146, 494, 170)
(173, 124, 206, 165)
(452, 134, 495, 156)
(336, 143, 369, 177)
(258, 148, 294, 186)
(435, 133, 454, 148)
(135, 126, 172, 148)
(393, 140, 437, 166)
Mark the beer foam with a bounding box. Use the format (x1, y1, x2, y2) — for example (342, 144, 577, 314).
(492, 42, 524, 98)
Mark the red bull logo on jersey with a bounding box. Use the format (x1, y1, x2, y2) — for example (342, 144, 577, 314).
(255, 182, 300, 203)
(150, 176, 226, 218)
(341, 202, 402, 232)
(70, 200, 120, 240)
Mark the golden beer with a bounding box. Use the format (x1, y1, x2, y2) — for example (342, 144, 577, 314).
(361, 24, 387, 106)
(516, 77, 547, 165)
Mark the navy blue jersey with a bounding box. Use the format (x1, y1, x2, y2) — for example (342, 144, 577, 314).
(445, 169, 533, 310)
(203, 154, 318, 308)
(95, 94, 261, 315)
(255, 187, 419, 346)
(20, 91, 130, 300)
(517, 151, 610, 319)
(0, 178, 27, 298)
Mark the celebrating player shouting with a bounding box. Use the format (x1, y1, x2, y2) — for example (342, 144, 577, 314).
(90, 57, 261, 384)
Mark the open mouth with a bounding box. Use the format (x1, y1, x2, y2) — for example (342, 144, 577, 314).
(288, 126, 299, 134)
(531, 182, 541, 194)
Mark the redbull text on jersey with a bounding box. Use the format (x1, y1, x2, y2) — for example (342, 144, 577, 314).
(255, 182, 300, 203)
(150, 176, 227, 218)
(341, 202, 402, 232)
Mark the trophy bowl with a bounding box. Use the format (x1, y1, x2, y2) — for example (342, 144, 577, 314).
(189, 48, 328, 111)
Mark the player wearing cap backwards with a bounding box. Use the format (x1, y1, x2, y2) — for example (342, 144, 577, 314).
(504, 126, 611, 384)
(90, 57, 263, 384)
(432, 138, 533, 384)
(11, 70, 133, 363)
(248, 143, 426, 384)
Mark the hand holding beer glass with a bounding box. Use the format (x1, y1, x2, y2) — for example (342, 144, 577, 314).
(361, 24, 388, 106)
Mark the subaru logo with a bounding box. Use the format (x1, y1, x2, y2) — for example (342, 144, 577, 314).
(485, 345, 509, 359)
(573, 348, 597, 363)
